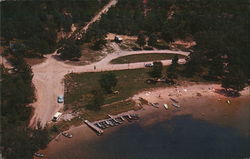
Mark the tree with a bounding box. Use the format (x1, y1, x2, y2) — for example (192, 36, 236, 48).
(183, 53, 204, 77)
(150, 62, 163, 78)
(86, 90, 104, 111)
(31, 126, 50, 150)
(136, 33, 146, 48)
(172, 55, 179, 65)
(167, 55, 179, 80)
(58, 40, 81, 60)
(148, 34, 157, 46)
(208, 56, 224, 79)
(99, 73, 118, 93)
(91, 39, 107, 50)
(221, 64, 246, 95)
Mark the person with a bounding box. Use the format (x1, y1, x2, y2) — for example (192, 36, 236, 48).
(94, 65, 96, 70)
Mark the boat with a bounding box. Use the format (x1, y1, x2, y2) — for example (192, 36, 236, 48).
(150, 102, 159, 108)
(163, 104, 168, 109)
(62, 132, 73, 138)
(170, 98, 179, 103)
(172, 103, 180, 108)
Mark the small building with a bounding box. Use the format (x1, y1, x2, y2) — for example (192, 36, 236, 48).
(52, 112, 62, 121)
(114, 36, 123, 43)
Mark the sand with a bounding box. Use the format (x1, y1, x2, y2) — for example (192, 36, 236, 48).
(38, 83, 250, 158)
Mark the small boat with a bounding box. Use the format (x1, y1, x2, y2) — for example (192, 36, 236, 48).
(163, 104, 168, 109)
(150, 102, 159, 108)
(99, 122, 108, 128)
(170, 98, 179, 103)
(130, 114, 139, 120)
(62, 132, 73, 138)
(123, 115, 132, 122)
(34, 152, 45, 157)
(172, 103, 180, 108)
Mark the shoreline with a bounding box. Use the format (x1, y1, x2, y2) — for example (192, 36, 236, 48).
(39, 83, 250, 158)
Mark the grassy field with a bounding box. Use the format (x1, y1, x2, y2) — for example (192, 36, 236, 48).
(64, 67, 169, 110)
(110, 53, 186, 64)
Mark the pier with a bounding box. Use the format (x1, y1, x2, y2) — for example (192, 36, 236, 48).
(84, 120, 104, 135)
(85, 112, 139, 135)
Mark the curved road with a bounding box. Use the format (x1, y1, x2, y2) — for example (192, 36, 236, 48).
(29, 49, 189, 128)
(29, 0, 190, 128)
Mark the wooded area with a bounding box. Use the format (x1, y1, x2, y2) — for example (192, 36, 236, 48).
(0, 0, 249, 158)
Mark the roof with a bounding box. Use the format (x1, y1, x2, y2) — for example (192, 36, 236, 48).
(54, 112, 62, 118)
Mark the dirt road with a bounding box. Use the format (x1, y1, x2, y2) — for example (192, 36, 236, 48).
(72, 0, 118, 40)
(29, 49, 189, 128)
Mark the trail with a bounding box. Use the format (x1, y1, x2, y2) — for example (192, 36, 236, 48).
(71, 0, 118, 40)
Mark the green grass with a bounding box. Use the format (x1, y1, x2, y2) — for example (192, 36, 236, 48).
(110, 53, 186, 64)
(64, 67, 169, 110)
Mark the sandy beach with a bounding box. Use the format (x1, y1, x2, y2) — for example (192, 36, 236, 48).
(38, 83, 250, 158)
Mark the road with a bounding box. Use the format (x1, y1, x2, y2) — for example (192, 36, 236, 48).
(28, 0, 189, 128)
(29, 49, 189, 128)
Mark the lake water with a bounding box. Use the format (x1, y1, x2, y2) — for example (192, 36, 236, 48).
(48, 115, 250, 159)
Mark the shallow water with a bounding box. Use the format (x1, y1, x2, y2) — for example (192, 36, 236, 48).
(48, 115, 250, 159)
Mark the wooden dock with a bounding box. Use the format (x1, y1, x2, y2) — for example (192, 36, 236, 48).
(84, 120, 104, 135)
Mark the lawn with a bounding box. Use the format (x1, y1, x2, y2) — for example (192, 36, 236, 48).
(110, 53, 186, 64)
(64, 67, 169, 111)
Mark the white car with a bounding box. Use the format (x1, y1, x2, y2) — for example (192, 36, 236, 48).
(144, 63, 154, 67)
(34, 152, 44, 157)
(57, 96, 64, 103)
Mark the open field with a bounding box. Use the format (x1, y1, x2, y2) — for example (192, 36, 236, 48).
(64, 67, 168, 111)
(110, 53, 186, 64)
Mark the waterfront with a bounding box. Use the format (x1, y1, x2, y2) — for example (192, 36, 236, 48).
(42, 87, 250, 159)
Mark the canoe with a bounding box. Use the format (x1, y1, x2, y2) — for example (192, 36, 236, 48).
(172, 103, 180, 108)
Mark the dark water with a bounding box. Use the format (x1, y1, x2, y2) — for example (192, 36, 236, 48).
(49, 115, 250, 159)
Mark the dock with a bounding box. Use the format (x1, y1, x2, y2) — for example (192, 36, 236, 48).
(108, 114, 122, 124)
(84, 120, 104, 135)
(85, 112, 139, 135)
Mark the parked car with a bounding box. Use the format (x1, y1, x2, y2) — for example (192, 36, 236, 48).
(34, 152, 44, 157)
(62, 132, 73, 138)
(57, 96, 64, 103)
(144, 63, 154, 67)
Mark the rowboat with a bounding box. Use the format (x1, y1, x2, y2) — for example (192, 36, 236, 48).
(172, 103, 180, 108)
(163, 104, 168, 109)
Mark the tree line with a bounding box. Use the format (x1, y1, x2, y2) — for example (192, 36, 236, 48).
(1, 0, 108, 57)
(86, 0, 249, 94)
(1, 55, 50, 158)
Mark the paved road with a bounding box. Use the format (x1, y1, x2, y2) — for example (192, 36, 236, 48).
(29, 49, 189, 128)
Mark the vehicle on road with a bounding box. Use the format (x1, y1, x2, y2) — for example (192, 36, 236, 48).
(57, 96, 64, 103)
(34, 152, 44, 157)
(52, 112, 62, 122)
(62, 132, 73, 138)
(144, 63, 154, 67)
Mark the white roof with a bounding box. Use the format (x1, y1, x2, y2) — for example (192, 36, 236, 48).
(54, 112, 62, 118)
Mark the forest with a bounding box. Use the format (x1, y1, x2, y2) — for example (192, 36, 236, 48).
(86, 0, 249, 93)
(0, 0, 249, 158)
